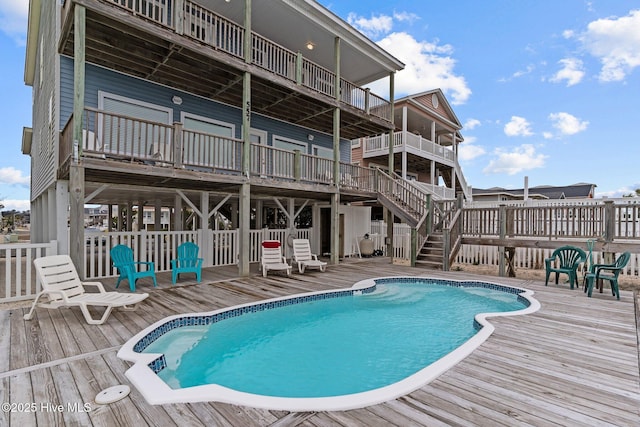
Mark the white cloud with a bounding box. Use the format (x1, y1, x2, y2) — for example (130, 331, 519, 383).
(370, 32, 471, 104)
(347, 13, 393, 39)
(597, 183, 640, 198)
(0, 199, 30, 212)
(483, 144, 547, 175)
(0, 0, 29, 45)
(542, 132, 553, 139)
(504, 116, 533, 137)
(550, 58, 585, 86)
(0, 167, 30, 186)
(393, 11, 420, 24)
(464, 118, 481, 130)
(579, 9, 640, 82)
(498, 64, 536, 83)
(458, 139, 486, 162)
(548, 112, 589, 135)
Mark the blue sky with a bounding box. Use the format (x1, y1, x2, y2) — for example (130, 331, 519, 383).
(1, 1, 639, 211)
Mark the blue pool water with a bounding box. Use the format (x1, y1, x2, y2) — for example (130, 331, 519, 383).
(142, 279, 527, 398)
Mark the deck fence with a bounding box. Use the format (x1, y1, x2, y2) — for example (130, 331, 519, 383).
(0, 241, 58, 302)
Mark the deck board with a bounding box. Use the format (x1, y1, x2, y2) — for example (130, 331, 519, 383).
(1, 259, 639, 426)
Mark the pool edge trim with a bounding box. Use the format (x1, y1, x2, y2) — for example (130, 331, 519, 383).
(117, 276, 540, 412)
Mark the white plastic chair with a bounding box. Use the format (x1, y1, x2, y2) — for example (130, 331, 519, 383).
(292, 238, 327, 273)
(24, 255, 148, 325)
(260, 241, 291, 277)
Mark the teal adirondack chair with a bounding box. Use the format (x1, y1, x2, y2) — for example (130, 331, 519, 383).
(544, 246, 586, 289)
(110, 244, 157, 292)
(585, 252, 630, 300)
(171, 242, 203, 284)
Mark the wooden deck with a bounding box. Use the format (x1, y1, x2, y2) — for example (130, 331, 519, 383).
(1, 259, 639, 426)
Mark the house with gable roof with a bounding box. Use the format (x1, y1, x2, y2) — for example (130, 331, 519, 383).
(22, 0, 422, 277)
(352, 89, 470, 202)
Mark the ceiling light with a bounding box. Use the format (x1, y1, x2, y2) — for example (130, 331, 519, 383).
(306, 42, 314, 50)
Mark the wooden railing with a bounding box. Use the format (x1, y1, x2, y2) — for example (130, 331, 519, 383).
(101, 0, 392, 121)
(181, 129, 242, 172)
(340, 163, 377, 192)
(0, 241, 58, 302)
(81, 228, 314, 281)
(459, 200, 640, 242)
(362, 131, 454, 163)
(376, 169, 429, 224)
(75, 107, 174, 164)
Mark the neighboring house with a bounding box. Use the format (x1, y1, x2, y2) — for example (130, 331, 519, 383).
(22, 0, 405, 275)
(472, 183, 597, 202)
(352, 89, 470, 202)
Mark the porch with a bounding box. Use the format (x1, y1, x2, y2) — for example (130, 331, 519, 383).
(359, 131, 471, 200)
(59, 0, 398, 140)
(1, 258, 638, 426)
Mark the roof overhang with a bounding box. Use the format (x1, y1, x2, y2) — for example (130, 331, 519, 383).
(24, 0, 41, 86)
(200, 0, 404, 85)
(22, 127, 33, 155)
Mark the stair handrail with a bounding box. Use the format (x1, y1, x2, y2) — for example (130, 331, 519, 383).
(441, 197, 463, 270)
(375, 168, 430, 222)
(453, 158, 472, 200)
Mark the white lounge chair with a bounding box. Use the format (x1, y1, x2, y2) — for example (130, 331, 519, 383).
(261, 240, 291, 277)
(292, 238, 327, 273)
(24, 255, 148, 325)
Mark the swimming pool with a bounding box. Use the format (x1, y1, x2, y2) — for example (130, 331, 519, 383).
(118, 277, 540, 411)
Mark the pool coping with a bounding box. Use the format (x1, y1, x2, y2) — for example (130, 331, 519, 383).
(117, 276, 540, 411)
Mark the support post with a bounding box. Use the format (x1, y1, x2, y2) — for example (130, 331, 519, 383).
(174, 194, 183, 231)
(69, 165, 85, 277)
(603, 200, 615, 264)
(498, 204, 507, 276)
(238, 183, 251, 276)
(330, 193, 340, 264)
(55, 182, 70, 255)
(410, 227, 417, 267)
(70, 5, 86, 274)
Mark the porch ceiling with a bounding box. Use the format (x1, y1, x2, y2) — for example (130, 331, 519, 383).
(60, 3, 393, 139)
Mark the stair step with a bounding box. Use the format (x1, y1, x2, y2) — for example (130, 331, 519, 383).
(419, 250, 443, 258)
(415, 260, 443, 269)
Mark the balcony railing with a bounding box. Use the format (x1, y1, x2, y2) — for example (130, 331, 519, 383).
(362, 132, 455, 164)
(98, 0, 391, 121)
(61, 109, 382, 192)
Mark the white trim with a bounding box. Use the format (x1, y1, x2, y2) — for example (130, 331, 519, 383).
(181, 111, 235, 137)
(272, 135, 308, 153)
(118, 277, 539, 411)
(351, 138, 361, 148)
(312, 144, 333, 159)
(250, 128, 268, 145)
(98, 91, 173, 121)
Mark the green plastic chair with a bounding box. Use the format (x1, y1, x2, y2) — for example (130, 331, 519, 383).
(110, 244, 157, 292)
(585, 252, 630, 300)
(544, 246, 586, 289)
(171, 242, 203, 284)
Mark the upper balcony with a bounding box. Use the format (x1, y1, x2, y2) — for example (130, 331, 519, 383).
(59, 107, 383, 202)
(361, 132, 456, 166)
(59, 0, 403, 139)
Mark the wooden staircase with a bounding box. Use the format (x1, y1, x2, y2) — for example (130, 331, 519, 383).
(416, 232, 445, 269)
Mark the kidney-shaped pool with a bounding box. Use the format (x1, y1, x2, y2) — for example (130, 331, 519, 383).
(118, 276, 540, 411)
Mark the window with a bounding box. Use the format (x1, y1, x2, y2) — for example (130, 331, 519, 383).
(181, 112, 235, 169)
(98, 92, 172, 158)
(313, 145, 334, 181)
(272, 136, 307, 178)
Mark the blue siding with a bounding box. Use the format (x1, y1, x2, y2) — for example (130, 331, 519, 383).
(60, 57, 351, 162)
